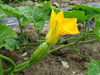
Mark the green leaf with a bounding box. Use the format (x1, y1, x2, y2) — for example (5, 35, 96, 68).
(5, 38, 20, 51)
(53, 9, 87, 23)
(86, 60, 100, 75)
(34, 17, 45, 30)
(63, 10, 87, 23)
(0, 4, 51, 30)
(0, 59, 3, 75)
(18, 6, 51, 29)
(0, 40, 6, 48)
(0, 9, 7, 17)
(0, 9, 7, 21)
(93, 16, 100, 42)
(71, 5, 100, 20)
(54, 9, 61, 14)
(0, 23, 17, 48)
(42, 2, 54, 9)
(0, 4, 16, 17)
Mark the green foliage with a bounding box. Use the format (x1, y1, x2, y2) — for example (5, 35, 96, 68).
(0, 0, 4, 4)
(32, 0, 50, 2)
(1, 0, 9, 3)
(42, 2, 54, 9)
(0, 59, 3, 75)
(1, 0, 28, 3)
(0, 4, 88, 30)
(53, 9, 87, 23)
(86, 60, 100, 75)
(5, 38, 20, 51)
(0, 4, 51, 30)
(0, 4, 14, 14)
(63, 10, 87, 23)
(0, 9, 7, 22)
(71, 5, 100, 20)
(93, 16, 100, 42)
(0, 23, 17, 48)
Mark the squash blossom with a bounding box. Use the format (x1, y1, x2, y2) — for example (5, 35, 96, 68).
(46, 9, 79, 45)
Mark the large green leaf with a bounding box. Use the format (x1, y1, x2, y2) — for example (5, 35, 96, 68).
(71, 5, 100, 20)
(0, 4, 18, 17)
(0, 9, 7, 21)
(15, 6, 51, 29)
(0, 23, 17, 48)
(34, 17, 45, 30)
(0, 41, 6, 48)
(63, 10, 87, 23)
(53, 9, 87, 23)
(5, 38, 20, 51)
(0, 4, 51, 30)
(93, 17, 100, 42)
(86, 60, 100, 75)
(0, 59, 3, 75)
(0, 9, 7, 17)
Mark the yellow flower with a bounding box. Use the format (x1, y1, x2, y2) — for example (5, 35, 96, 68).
(46, 9, 79, 45)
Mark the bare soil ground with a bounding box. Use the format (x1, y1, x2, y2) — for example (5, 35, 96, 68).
(1, 0, 100, 75)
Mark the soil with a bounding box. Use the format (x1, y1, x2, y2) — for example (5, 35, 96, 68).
(1, 0, 100, 75)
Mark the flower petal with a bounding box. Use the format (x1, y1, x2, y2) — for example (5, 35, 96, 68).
(61, 18, 79, 35)
(46, 20, 61, 45)
(57, 10, 64, 21)
(49, 9, 57, 31)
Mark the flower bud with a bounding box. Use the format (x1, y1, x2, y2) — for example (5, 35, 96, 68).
(29, 42, 50, 63)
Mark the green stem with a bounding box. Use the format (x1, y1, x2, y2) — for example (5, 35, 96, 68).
(22, 43, 40, 46)
(74, 33, 92, 45)
(60, 34, 93, 44)
(13, 61, 34, 73)
(78, 38, 97, 44)
(3, 61, 29, 73)
(9, 0, 11, 6)
(17, 18, 26, 44)
(83, 21, 88, 35)
(37, 30, 41, 44)
(15, 61, 29, 69)
(13, 0, 21, 4)
(48, 38, 97, 53)
(48, 33, 93, 53)
(48, 42, 74, 53)
(88, 25, 89, 33)
(0, 55, 15, 73)
(3, 60, 32, 73)
(60, 37, 79, 44)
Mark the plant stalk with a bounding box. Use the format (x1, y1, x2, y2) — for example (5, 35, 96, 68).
(13, 61, 34, 73)
(0, 55, 15, 73)
(17, 18, 26, 44)
(83, 21, 88, 35)
(22, 43, 40, 46)
(48, 38, 97, 53)
(74, 33, 92, 45)
(48, 33, 94, 53)
(37, 30, 41, 44)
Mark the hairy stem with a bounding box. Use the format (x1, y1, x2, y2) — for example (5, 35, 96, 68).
(0, 55, 15, 73)
(74, 33, 92, 45)
(83, 21, 88, 35)
(48, 33, 94, 53)
(15, 61, 29, 69)
(22, 43, 40, 46)
(13, 61, 34, 73)
(37, 30, 41, 44)
(60, 37, 79, 44)
(17, 18, 26, 44)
